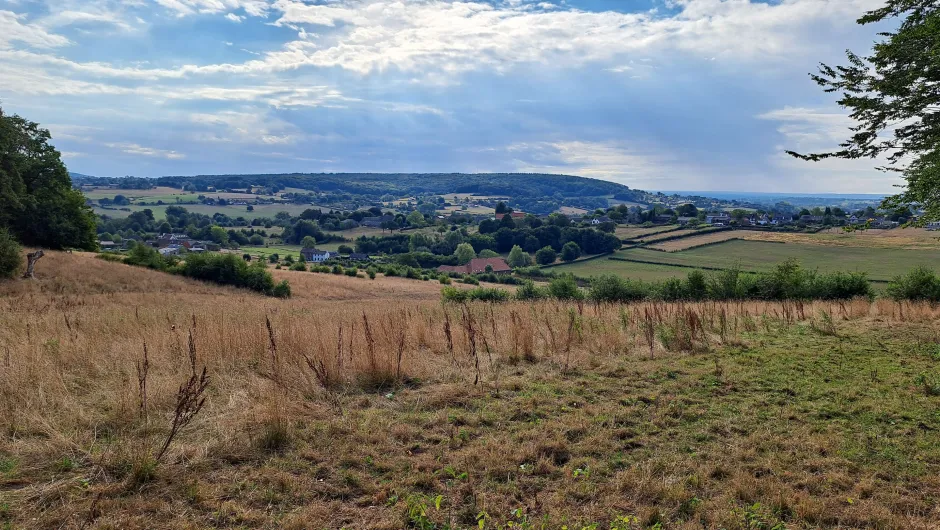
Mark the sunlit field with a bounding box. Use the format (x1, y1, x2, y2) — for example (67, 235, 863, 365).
(1, 252, 939, 528)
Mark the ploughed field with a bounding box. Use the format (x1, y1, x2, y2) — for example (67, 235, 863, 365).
(1, 253, 940, 528)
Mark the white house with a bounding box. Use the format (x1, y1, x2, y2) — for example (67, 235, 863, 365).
(301, 248, 331, 262)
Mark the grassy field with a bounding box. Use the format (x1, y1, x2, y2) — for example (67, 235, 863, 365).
(549, 257, 692, 282)
(551, 238, 940, 283)
(614, 225, 678, 240)
(648, 231, 741, 252)
(618, 240, 940, 282)
(742, 227, 940, 250)
(2, 253, 940, 527)
(94, 202, 316, 221)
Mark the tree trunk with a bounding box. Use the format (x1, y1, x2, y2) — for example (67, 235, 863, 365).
(22, 250, 44, 279)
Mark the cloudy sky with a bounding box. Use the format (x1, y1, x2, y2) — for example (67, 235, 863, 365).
(0, 0, 900, 192)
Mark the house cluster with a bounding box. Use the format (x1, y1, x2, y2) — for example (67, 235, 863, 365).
(361, 214, 396, 228)
(300, 247, 372, 263)
(146, 233, 213, 256)
(438, 257, 512, 275)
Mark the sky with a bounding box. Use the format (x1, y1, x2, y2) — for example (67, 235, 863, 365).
(0, 0, 903, 193)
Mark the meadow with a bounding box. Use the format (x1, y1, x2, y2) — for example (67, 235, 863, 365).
(1, 252, 940, 528)
(552, 237, 940, 284)
(617, 240, 940, 282)
(93, 203, 317, 221)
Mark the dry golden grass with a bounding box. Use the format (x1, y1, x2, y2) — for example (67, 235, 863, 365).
(647, 231, 740, 252)
(2, 252, 940, 528)
(741, 227, 940, 250)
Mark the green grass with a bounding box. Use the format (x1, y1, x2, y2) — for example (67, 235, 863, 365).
(553, 240, 940, 283)
(93, 202, 316, 221)
(239, 245, 303, 259)
(617, 240, 940, 282)
(550, 257, 691, 281)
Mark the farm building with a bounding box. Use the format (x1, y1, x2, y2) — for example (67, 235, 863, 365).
(438, 257, 512, 275)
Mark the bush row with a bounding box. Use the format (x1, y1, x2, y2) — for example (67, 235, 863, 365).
(442, 260, 875, 304)
(104, 246, 291, 297)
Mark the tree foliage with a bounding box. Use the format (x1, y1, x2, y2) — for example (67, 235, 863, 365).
(788, 1, 940, 221)
(0, 106, 96, 249)
(0, 228, 22, 279)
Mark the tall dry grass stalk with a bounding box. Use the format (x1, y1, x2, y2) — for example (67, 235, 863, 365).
(3, 252, 940, 524)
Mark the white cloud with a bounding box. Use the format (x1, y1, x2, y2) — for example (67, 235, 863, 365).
(757, 106, 905, 192)
(225, 12, 244, 22)
(507, 140, 697, 188)
(154, 0, 270, 18)
(104, 142, 185, 159)
(0, 0, 886, 83)
(0, 10, 70, 49)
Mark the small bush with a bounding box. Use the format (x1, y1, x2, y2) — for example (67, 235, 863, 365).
(332, 265, 344, 275)
(548, 275, 584, 300)
(345, 267, 358, 277)
(290, 262, 307, 271)
(272, 280, 292, 298)
(441, 286, 468, 303)
(0, 229, 22, 279)
(462, 275, 479, 285)
(96, 252, 124, 263)
(886, 267, 940, 302)
(516, 280, 549, 300)
(439, 275, 451, 284)
(589, 275, 648, 303)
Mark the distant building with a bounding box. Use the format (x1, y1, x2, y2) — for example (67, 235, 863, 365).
(346, 253, 370, 261)
(301, 248, 331, 262)
(438, 257, 512, 275)
(705, 213, 731, 225)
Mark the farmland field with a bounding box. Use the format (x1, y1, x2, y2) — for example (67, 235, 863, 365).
(614, 225, 678, 240)
(648, 230, 741, 251)
(741, 227, 940, 250)
(618, 240, 940, 282)
(636, 228, 707, 244)
(548, 256, 692, 281)
(93, 202, 317, 220)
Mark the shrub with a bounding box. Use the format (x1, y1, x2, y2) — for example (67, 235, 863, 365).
(686, 270, 707, 300)
(176, 252, 285, 296)
(96, 252, 124, 263)
(242, 253, 252, 261)
(405, 268, 422, 280)
(0, 229, 22, 279)
(442, 286, 511, 303)
(467, 287, 510, 302)
(268, 253, 279, 263)
(367, 268, 377, 280)
(462, 275, 479, 285)
(589, 274, 648, 303)
(271, 280, 292, 298)
(886, 267, 940, 301)
(290, 262, 306, 271)
(548, 275, 583, 301)
(560, 241, 582, 262)
(516, 280, 549, 300)
(345, 267, 358, 277)
(535, 246, 557, 265)
(124, 244, 167, 271)
(332, 265, 344, 275)
(478, 249, 500, 258)
(441, 286, 468, 303)
(439, 275, 451, 284)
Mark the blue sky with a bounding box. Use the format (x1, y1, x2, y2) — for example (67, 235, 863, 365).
(0, 0, 900, 192)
